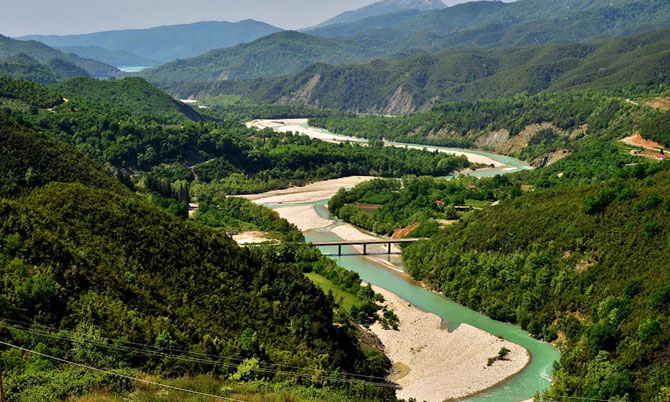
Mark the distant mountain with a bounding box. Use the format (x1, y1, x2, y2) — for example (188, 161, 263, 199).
(58, 46, 160, 68)
(170, 27, 670, 114)
(308, 0, 670, 42)
(141, 31, 384, 85)
(141, 0, 670, 87)
(19, 20, 283, 63)
(0, 34, 117, 78)
(312, 0, 446, 29)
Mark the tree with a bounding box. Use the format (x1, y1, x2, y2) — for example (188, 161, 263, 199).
(498, 347, 511, 361)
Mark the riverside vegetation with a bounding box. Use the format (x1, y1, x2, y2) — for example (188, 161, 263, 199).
(0, 102, 398, 401)
(2, 8, 670, 397)
(0, 76, 462, 400)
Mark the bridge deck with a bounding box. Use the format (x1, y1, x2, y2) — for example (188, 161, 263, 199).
(312, 238, 423, 246)
(312, 238, 425, 256)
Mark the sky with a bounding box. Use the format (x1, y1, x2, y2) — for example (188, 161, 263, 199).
(2, 0, 473, 37)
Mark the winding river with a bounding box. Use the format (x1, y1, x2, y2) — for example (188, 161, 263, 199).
(248, 120, 560, 401)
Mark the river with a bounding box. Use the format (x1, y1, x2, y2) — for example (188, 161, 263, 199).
(248, 119, 560, 401)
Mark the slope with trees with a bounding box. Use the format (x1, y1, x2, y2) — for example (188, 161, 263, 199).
(0, 34, 118, 78)
(51, 77, 203, 122)
(0, 111, 395, 401)
(176, 27, 670, 113)
(403, 164, 670, 401)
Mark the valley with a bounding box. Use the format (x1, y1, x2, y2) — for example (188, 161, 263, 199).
(2, 0, 670, 401)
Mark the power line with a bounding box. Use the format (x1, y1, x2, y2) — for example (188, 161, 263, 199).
(0, 317, 388, 381)
(0, 340, 245, 402)
(0, 321, 397, 389)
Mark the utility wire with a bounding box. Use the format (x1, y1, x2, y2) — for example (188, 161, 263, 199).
(1, 322, 397, 389)
(0, 340, 245, 401)
(0, 317, 388, 381)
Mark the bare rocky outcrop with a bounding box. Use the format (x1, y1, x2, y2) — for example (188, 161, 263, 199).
(383, 86, 416, 115)
(474, 123, 582, 154)
(279, 73, 321, 105)
(532, 149, 571, 168)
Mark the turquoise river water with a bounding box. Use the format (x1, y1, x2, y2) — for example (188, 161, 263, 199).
(266, 122, 560, 401)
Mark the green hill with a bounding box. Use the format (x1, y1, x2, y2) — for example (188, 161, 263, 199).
(0, 54, 60, 85)
(141, 31, 383, 85)
(0, 34, 118, 78)
(52, 77, 203, 122)
(179, 27, 670, 113)
(57, 46, 160, 68)
(308, 0, 670, 48)
(137, 0, 670, 87)
(403, 166, 670, 401)
(0, 113, 393, 401)
(0, 76, 64, 107)
(0, 112, 124, 198)
(45, 58, 91, 80)
(20, 20, 283, 64)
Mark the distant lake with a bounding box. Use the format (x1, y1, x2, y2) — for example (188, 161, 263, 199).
(118, 66, 151, 73)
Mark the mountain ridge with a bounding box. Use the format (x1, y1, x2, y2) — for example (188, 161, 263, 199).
(311, 0, 446, 29)
(167, 27, 670, 113)
(19, 20, 283, 63)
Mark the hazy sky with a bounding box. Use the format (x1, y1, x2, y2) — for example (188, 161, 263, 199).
(3, 0, 474, 37)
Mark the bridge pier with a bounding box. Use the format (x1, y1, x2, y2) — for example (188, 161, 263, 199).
(338, 244, 342, 256)
(363, 244, 367, 255)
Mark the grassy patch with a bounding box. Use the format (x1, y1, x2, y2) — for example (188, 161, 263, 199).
(465, 199, 492, 209)
(306, 272, 359, 311)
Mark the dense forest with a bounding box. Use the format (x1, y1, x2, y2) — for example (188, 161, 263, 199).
(0, 110, 398, 401)
(0, 77, 472, 198)
(52, 77, 204, 122)
(403, 164, 670, 401)
(3, 4, 670, 396)
(328, 175, 521, 236)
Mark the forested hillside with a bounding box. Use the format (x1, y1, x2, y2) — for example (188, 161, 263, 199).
(176, 27, 670, 113)
(0, 111, 396, 401)
(57, 46, 160, 68)
(141, 31, 384, 85)
(0, 34, 118, 78)
(403, 165, 670, 401)
(309, 0, 670, 49)
(0, 76, 64, 107)
(311, 0, 446, 29)
(308, 87, 668, 163)
(52, 77, 203, 122)
(140, 0, 670, 89)
(0, 112, 125, 198)
(0, 77, 472, 197)
(0, 54, 63, 85)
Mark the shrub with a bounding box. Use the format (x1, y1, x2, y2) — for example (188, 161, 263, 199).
(584, 189, 616, 215)
(645, 222, 663, 238)
(633, 193, 662, 212)
(649, 286, 670, 311)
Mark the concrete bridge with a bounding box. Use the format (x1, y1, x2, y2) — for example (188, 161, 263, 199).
(312, 238, 425, 256)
